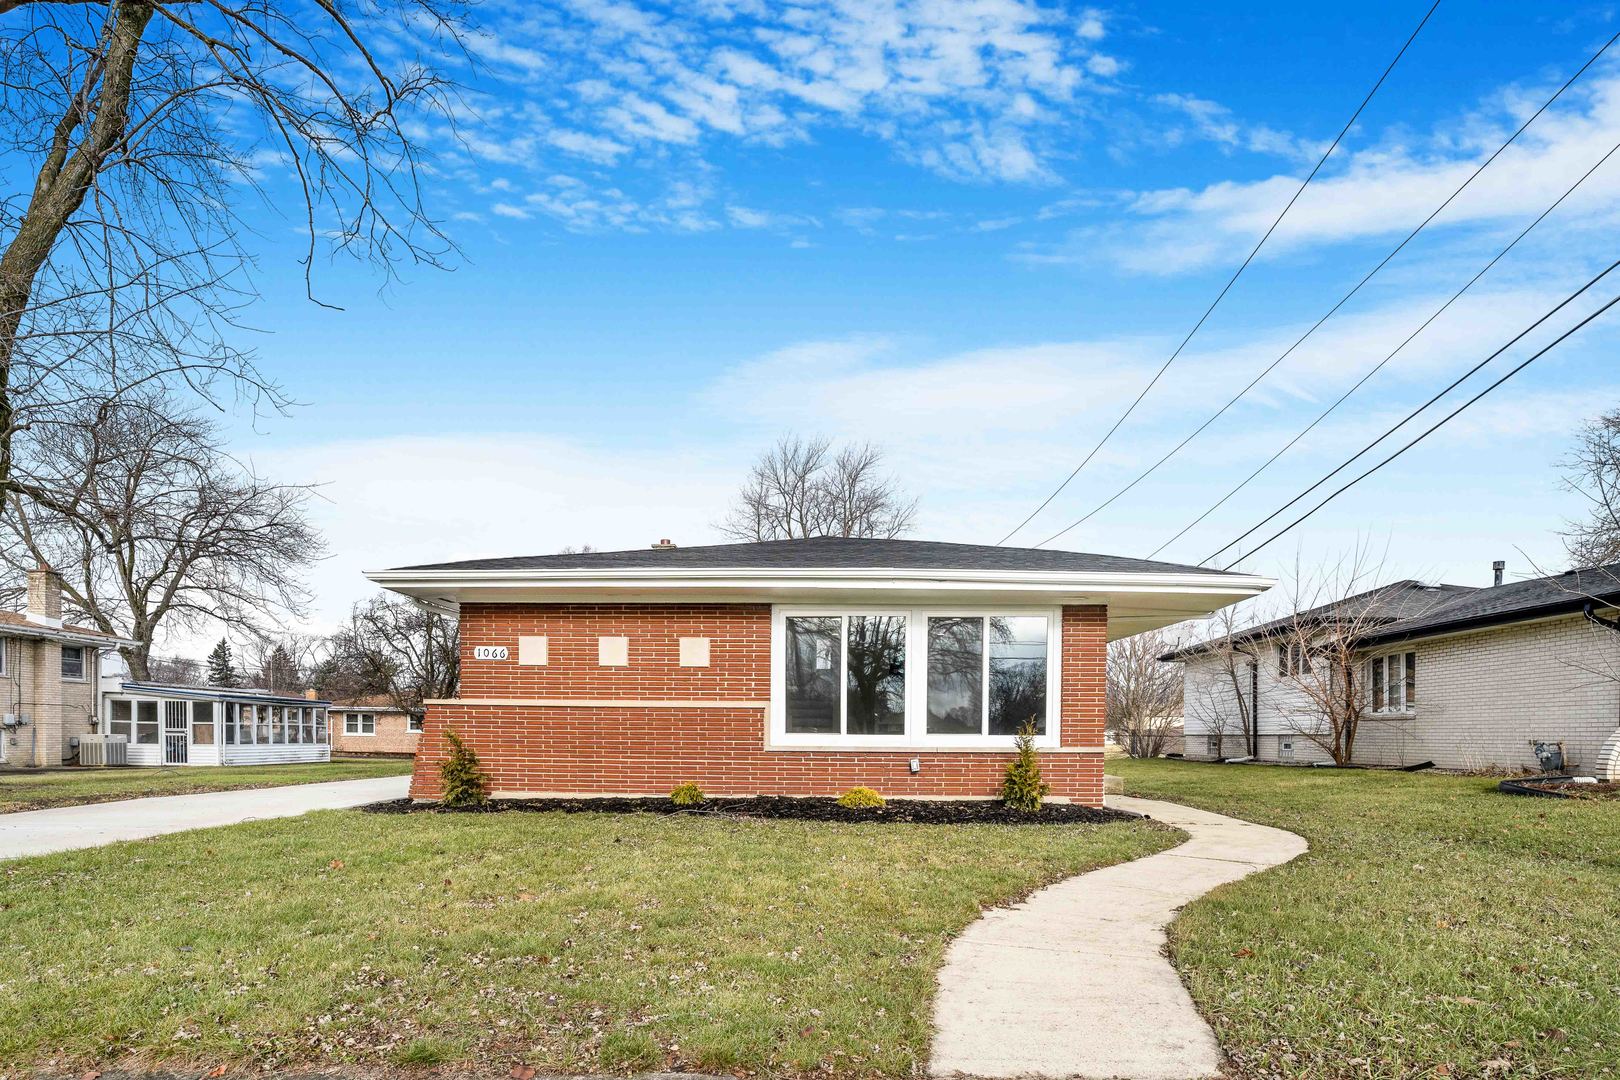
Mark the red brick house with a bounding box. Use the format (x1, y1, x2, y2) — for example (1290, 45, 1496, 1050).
(367, 538, 1268, 807)
(328, 695, 420, 755)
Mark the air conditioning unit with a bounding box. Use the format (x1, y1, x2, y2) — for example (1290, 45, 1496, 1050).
(79, 734, 128, 767)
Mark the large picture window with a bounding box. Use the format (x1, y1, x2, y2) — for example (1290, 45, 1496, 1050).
(775, 607, 1058, 747)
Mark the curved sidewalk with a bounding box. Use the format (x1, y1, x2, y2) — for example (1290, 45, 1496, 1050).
(0, 775, 410, 861)
(930, 793, 1307, 1080)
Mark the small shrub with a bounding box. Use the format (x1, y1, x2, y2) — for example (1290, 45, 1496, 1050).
(1000, 720, 1050, 812)
(837, 786, 886, 809)
(670, 781, 706, 806)
(439, 731, 490, 808)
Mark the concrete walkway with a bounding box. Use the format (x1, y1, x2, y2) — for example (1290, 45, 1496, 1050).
(930, 794, 1307, 1080)
(0, 775, 410, 861)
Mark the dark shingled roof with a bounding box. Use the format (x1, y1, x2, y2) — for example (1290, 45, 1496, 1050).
(1162, 579, 1477, 660)
(1360, 562, 1620, 646)
(393, 537, 1243, 576)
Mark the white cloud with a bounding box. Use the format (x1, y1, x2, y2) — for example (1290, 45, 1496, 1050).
(1110, 71, 1620, 273)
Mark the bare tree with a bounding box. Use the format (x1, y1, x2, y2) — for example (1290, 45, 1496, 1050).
(329, 595, 458, 719)
(0, 393, 322, 679)
(720, 435, 917, 542)
(0, 0, 465, 503)
(1560, 409, 1620, 567)
(1269, 546, 1444, 765)
(1106, 629, 1184, 758)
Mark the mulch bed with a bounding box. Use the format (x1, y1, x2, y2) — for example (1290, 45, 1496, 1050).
(361, 795, 1134, 825)
(1518, 780, 1620, 800)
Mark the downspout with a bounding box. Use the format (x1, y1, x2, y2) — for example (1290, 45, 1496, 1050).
(1248, 656, 1260, 758)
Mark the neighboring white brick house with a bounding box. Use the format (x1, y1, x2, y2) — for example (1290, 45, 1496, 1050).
(1174, 567, 1620, 777)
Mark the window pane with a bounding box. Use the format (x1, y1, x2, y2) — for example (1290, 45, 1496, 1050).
(1404, 653, 1416, 709)
(224, 703, 237, 745)
(927, 617, 983, 734)
(845, 615, 905, 735)
(989, 616, 1048, 735)
(1371, 659, 1385, 711)
(136, 701, 159, 744)
(110, 700, 133, 739)
(61, 646, 85, 680)
(316, 710, 328, 743)
(192, 701, 216, 745)
(785, 616, 841, 734)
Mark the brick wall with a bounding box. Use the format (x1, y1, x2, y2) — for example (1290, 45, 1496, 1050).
(0, 637, 99, 767)
(330, 708, 420, 755)
(413, 602, 1106, 805)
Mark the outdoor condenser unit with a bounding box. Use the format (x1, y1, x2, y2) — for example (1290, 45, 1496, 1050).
(79, 734, 128, 767)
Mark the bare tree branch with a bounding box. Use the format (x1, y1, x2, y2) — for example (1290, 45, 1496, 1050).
(719, 434, 918, 542)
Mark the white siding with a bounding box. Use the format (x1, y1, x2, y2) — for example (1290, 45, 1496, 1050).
(220, 744, 329, 766)
(1176, 612, 1620, 772)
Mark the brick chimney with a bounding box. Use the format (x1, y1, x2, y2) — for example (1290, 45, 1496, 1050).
(26, 565, 62, 625)
(304, 688, 319, 701)
(651, 538, 677, 549)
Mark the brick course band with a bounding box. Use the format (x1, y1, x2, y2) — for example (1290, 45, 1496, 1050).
(414, 602, 1106, 805)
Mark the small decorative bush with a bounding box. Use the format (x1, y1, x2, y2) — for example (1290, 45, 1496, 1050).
(439, 731, 490, 808)
(836, 786, 886, 809)
(1000, 720, 1050, 812)
(669, 781, 706, 807)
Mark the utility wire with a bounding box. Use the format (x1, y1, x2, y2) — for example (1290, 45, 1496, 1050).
(994, 0, 1443, 547)
(1034, 26, 1620, 552)
(1149, 135, 1620, 559)
(1209, 261, 1620, 568)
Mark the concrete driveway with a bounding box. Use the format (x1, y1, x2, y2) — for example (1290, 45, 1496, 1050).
(0, 774, 410, 861)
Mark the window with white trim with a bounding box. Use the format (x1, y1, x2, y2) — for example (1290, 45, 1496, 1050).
(1277, 640, 1310, 678)
(407, 714, 424, 733)
(772, 607, 1059, 747)
(1368, 651, 1416, 713)
(344, 712, 376, 736)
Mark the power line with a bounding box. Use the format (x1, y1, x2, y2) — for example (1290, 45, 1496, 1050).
(1148, 135, 1620, 559)
(1209, 262, 1620, 569)
(1034, 27, 1620, 551)
(994, 0, 1443, 547)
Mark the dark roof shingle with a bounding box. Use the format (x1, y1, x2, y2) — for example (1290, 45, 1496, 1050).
(1361, 563, 1620, 646)
(393, 537, 1244, 576)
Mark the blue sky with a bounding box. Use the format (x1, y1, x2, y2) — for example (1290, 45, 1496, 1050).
(206, 0, 1620, 637)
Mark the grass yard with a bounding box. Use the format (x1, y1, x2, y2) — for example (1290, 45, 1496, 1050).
(0, 759, 413, 814)
(1117, 758, 1620, 1080)
(0, 806, 1176, 1077)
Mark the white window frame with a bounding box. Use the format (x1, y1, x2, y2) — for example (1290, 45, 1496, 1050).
(60, 644, 87, 682)
(1367, 651, 1416, 714)
(768, 605, 1062, 750)
(344, 711, 376, 736)
(406, 713, 424, 733)
(0, 637, 9, 678)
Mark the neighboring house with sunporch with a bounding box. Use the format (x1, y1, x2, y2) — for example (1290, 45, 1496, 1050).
(1167, 561, 1620, 778)
(329, 695, 421, 755)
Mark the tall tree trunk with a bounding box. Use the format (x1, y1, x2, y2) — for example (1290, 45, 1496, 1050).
(0, 1, 155, 496)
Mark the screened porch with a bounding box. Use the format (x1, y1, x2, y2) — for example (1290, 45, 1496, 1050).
(101, 683, 333, 767)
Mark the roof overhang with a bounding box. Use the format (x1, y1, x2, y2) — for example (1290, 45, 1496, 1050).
(0, 624, 139, 649)
(364, 566, 1274, 640)
(114, 681, 333, 707)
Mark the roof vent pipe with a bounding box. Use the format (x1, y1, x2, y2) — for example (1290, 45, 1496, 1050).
(1493, 560, 1505, 587)
(651, 538, 677, 549)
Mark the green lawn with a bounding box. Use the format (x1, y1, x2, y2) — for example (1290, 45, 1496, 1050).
(1116, 758, 1620, 1080)
(0, 807, 1176, 1076)
(0, 759, 413, 814)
